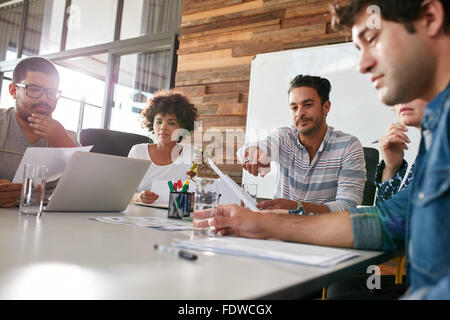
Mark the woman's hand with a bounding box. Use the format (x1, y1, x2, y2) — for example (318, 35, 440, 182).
(186, 170, 197, 178)
(379, 122, 409, 181)
(133, 190, 159, 204)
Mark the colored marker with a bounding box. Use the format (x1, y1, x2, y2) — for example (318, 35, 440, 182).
(181, 180, 189, 193)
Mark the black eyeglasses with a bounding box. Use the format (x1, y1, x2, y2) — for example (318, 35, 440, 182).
(14, 83, 62, 101)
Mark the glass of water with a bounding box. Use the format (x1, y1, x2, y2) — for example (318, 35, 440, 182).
(192, 177, 220, 238)
(20, 164, 47, 217)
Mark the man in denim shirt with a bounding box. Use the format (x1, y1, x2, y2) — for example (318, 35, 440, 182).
(197, 0, 450, 299)
(335, 0, 450, 299)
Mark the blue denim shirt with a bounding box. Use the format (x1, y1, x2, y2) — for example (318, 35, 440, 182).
(349, 83, 450, 299)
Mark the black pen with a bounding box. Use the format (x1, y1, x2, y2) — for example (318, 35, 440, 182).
(371, 139, 379, 144)
(153, 244, 197, 261)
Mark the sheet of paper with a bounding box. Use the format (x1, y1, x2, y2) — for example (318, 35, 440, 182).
(130, 201, 169, 209)
(150, 180, 172, 205)
(216, 179, 242, 206)
(173, 237, 358, 267)
(13, 146, 93, 183)
(90, 216, 192, 231)
(207, 159, 258, 210)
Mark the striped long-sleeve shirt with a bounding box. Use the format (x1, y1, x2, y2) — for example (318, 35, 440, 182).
(237, 126, 366, 212)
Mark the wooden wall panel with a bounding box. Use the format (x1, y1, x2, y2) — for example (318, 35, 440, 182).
(176, 0, 350, 182)
(182, 0, 264, 23)
(182, 0, 244, 15)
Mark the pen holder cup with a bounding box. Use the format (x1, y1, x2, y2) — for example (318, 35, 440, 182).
(168, 192, 194, 219)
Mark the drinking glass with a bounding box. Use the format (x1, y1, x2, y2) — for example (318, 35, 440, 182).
(20, 164, 47, 216)
(192, 177, 220, 238)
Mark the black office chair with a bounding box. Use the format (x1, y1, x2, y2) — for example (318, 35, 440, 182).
(361, 147, 380, 206)
(322, 147, 380, 300)
(80, 128, 152, 157)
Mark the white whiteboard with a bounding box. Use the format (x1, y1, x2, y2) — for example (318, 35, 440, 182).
(243, 42, 421, 199)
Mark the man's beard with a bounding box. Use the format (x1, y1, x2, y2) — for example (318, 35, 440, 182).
(30, 102, 53, 115)
(16, 100, 53, 122)
(296, 116, 324, 136)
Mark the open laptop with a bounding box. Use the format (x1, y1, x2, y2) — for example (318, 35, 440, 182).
(44, 151, 150, 212)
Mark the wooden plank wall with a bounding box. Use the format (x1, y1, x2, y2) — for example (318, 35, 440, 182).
(175, 0, 350, 184)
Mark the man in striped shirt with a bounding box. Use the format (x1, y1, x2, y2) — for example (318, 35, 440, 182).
(237, 75, 366, 214)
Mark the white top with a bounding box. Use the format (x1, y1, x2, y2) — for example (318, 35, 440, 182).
(128, 143, 195, 192)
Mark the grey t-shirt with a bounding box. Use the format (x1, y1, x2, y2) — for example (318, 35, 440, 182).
(0, 107, 80, 181)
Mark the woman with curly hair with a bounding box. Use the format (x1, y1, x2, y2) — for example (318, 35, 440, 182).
(128, 89, 198, 204)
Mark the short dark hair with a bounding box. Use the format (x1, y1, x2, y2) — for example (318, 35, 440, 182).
(142, 90, 198, 135)
(13, 57, 60, 83)
(288, 75, 332, 104)
(331, 0, 450, 34)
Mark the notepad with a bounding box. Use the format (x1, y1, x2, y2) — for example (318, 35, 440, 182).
(173, 237, 358, 267)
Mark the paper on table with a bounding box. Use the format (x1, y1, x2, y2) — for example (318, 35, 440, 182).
(132, 180, 195, 208)
(150, 180, 172, 205)
(13, 146, 93, 183)
(131, 200, 168, 209)
(173, 237, 358, 267)
(207, 159, 258, 211)
(90, 216, 192, 231)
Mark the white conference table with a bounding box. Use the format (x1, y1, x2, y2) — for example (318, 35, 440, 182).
(0, 204, 396, 300)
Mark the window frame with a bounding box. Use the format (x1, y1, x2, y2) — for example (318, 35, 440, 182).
(0, 0, 181, 133)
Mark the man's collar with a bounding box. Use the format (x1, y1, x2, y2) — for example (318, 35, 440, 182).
(421, 81, 450, 131)
(318, 126, 332, 153)
(294, 125, 332, 151)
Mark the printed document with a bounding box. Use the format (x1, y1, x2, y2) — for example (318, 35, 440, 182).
(13, 146, 93, 183)
(173, 237, 358, 267)
(90, 216, 192, 231)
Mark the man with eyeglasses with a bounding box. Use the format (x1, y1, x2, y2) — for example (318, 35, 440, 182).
(0, 57, 79, 207)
